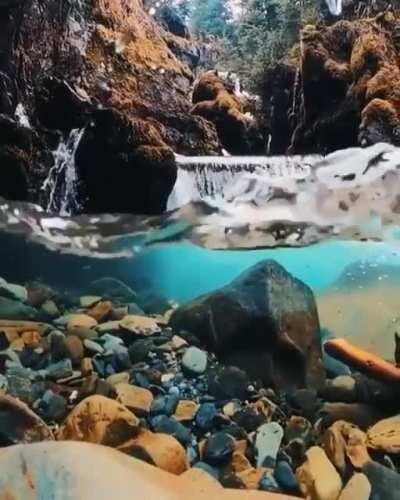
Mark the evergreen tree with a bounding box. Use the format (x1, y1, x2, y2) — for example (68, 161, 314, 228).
(190, 0, 234, 38)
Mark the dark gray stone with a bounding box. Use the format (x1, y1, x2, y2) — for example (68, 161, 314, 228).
(171, 260, 325, 390)
(151, 415, 192, 446)
(203, 431, 235, 466)
(274, 461, 299, 494)
(196, 402, 217, 432)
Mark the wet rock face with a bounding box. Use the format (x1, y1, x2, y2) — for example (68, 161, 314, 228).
(191, 71, 264, 155)
(171, 260, 325, 390)
(262, 13, 400, 154)
(0, 0, 221, 210)
(76, 109, 177, 215)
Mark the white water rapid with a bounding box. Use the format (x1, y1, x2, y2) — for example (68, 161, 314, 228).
(168, 153, 321, 210)
(42, 128, 84, 215)
(168, 150, 321, 210)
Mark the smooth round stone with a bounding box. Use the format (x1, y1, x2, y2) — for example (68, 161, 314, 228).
(150, 396, 167, 416)
(131, 372, 150, 389)
(164, 394, 180, 416)
(83, 339, 104, 354)
(67, 314, 98, 334)
(37, 389, 67, 422)
(203, 432, 235, 466)
(169, 386, 180, 396)
(45, 359, 73, 380)
(128, 339, 153, 364)
(196, 402, 218, 432)
(151, 415, 192, 446)
(274, 461, 299, 493)
(208, 366, 249, 400)
(0, 282, 28, 302)
(255, 422, 284, 467)
(182, 347, 207, 376)
(322, 376, 357, 403)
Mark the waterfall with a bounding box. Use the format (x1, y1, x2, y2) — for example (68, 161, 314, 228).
(325, 0, 342, 16)
(168, 153, 321, 210)
(14, 103, 31, 128)
(42, 128, 84, 215)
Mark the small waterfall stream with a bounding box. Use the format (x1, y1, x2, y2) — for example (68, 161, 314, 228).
(169, 153, 321, 210)
(42, 128, 84, 215)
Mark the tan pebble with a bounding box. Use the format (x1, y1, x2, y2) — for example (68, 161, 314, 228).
(323, 420, 359, 475)
(87, 301, 113, 322)
(296, 446, 343, 500)
(115, 383, 153, 416)
(81, 357, 93, 376)
(234, 439, 247, 455)
(107, 372, 130, 387)
(223, 401, 240, 417)
(57, 395, 139, 446)
(231, 451, 251, 473)
(181, 467, 222, 490)
(10, 337, 25, 351)
(236, 467, 267, 490)
(338, 473, 371, 500)
(96, 320, 122, 333)
(67, 314, 98, 333)
(171, 335, 188, 350)
(119, 315, 161, 336)
(79, 296, 102, 308)
(119, 429, 188, 475)
(65, 335, 84, 365)
(174, 400, 199, 422)
(21, 330, 41, 348)
(367, 415, 400, 453)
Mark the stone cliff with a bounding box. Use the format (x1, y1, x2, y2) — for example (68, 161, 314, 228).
(262, 11, 400, 155)
(0, 0, 221, 213)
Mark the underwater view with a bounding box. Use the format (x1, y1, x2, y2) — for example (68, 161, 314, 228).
(3, 0, 400, 499)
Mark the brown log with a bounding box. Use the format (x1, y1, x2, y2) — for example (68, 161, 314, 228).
(324, 338, 400, 383)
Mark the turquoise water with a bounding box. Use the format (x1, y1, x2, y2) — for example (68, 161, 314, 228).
(129, 240, 400, 302)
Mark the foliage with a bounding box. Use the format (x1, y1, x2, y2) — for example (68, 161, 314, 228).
(221, 0, 319, 91)
(190, 0, 234, 38)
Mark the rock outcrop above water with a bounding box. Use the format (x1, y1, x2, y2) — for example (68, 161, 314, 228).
(262, 11, 400, 154)
(170, 260, 325, 390)
(191, 71, 264, 154)
(0, 0, 221, 213)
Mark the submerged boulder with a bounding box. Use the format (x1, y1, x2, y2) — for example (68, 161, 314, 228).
(170, 260, 325, 390)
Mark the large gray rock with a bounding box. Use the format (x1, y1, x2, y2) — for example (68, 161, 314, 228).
(170, 260, 325, 390)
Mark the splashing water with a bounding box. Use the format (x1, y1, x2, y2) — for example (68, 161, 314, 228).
(169, 153, 319, 210)
(325, 0, 342, 16)
(42, 128, 84, 215)
(14, 103, 31, 128)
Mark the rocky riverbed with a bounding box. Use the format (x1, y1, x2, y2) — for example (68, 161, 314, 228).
(1, 260, 400, 498)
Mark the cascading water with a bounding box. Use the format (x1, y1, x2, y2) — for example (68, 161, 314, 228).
(42, 128, 84, 215)
(324, 0, 342, 16)
(168, 153, 321, 210)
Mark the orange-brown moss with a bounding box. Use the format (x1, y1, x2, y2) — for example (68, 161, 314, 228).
(286, 11, 400, 151)
(190, 71, 260, 154)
